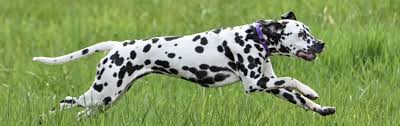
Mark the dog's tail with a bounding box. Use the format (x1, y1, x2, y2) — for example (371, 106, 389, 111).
(33, 41, 118, 64)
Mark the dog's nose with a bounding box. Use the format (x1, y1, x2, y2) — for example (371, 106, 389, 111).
(311, 41, 324, 53)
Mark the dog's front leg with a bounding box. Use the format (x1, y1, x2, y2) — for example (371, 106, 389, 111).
(238, 59, 334, 116)
(242, 76, 335, 116)
(258, 58, 319, 99)
(265, 88, 336, 116)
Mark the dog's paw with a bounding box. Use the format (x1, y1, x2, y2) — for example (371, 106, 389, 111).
(316, 106, 336, 116)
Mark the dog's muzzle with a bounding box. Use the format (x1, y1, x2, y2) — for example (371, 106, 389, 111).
(296, 41, 325, 61)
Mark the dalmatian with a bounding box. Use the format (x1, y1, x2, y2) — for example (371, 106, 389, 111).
(33, 12, 335, 118)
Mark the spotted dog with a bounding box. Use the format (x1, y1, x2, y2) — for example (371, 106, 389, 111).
(33, 12, 335, 117)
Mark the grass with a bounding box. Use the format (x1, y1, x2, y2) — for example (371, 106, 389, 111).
(0, 0, 399, 125)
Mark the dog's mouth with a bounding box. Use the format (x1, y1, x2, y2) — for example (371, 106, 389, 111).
(296, 50, 316, 61)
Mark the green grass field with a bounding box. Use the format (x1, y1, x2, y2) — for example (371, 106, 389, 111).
(1, 0, 399, 125)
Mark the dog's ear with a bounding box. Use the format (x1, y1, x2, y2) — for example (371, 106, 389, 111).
(261, 21, 284, 37)
(281, 11, 297, 20)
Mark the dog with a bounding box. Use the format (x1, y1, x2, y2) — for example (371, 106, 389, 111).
(33, 12, 335, 118)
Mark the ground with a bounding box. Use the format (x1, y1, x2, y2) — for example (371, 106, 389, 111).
(0, 0, 399, 125)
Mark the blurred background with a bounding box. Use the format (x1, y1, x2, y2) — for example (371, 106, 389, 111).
(0, 0, 399, 125)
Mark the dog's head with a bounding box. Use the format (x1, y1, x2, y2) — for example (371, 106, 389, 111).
(260, 12, 325, 61)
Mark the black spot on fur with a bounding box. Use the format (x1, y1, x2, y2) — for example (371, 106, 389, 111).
(212, 28, 222, 34)
(254, 58, 261, 65)
(143, 44, 151, 53)
(113, 73, 117, 77)
(254, 44, 264, 51)
(237, 63, 248, 76)
(214, 73, 229, 81)
(110, 51, 124, 66)
(169, 68, 179, 74)
(200, 37, 208, 45)
(167, 53, 176, 58)
(199, 64, 209, 70)
(227, 62, 236, 70)
(278, 45, 290, 53)
(158, 45, 162, 48)
(93, 83, 103, 92)
(209, 66, 231, 72)
(249, 88, 258, 92)
(195, 46, 204, 53)
(130, 50, 136, 59)
(244, 26, 260, 42)
(237, 54, 243, 63)
(275, 80, 285, 85)
(234, 33, 245, 46)
(82, 49, 89, 55)
(222, 41, 227, 46)
(118, 62, 144, 80)
(103, 97, 112, 105)
(197, 77, 214, 85)
(128, 40, 135, 45)
(295, 93, 306, 104)
(102, 58, 108, 64)
(247, 56, 257, 69)
(144, 60, 151, 65)
(217, 45, 224, 52)
(60, 99, 76, 104)
(97, 68, 105, 80)
(155, 60, 170, 68)
(182, 66, 189, 70)
(165, 36, 181, 41)
(283, 93, 296, 104)
(222, 41, 234, 61)
(247, 56, 254, 63)
(152, 38, 159, 43)
(192, 35, 201, 41)
(250, 71, 255, 78)
(257, 77, 270, 89)
(266, 89, 280, 94)
(244, 44, 252, 54)
(188, 67, 207, 79)
(117, 80, 123, 87)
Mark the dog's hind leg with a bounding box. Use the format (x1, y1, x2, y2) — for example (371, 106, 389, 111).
(73, 57, 151, 118)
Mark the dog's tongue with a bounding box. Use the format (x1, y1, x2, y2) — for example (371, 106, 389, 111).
(297, 51, 316, 60)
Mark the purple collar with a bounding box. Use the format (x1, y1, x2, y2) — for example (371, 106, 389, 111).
(255, 22, 270, 56)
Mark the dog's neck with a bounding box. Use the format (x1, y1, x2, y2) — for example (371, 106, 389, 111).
(245, 23, 287, 57)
